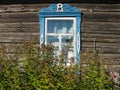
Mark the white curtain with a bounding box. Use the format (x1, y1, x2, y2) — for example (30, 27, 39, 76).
(47, 20, 73, 33)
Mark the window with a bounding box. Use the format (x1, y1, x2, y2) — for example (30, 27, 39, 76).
(39, 3, 81, 64)
(45, 17, 76, 59)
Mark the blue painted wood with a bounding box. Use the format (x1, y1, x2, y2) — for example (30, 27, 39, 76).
(76, 15, 81, 64)
(40, 4, 80, 13)
(39, 3, 81, 63)
(39, 4, 81, 16)
(39, 15, 45, 45)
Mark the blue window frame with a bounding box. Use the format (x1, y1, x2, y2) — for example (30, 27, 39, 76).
(39, 3, 81, 64)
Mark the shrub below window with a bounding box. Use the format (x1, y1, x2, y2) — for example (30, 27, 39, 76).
(0, 38, 119, 90)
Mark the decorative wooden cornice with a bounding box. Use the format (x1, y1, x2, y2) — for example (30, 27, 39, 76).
(40, 3, 80, 12)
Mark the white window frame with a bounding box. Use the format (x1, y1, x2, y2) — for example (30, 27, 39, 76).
(45, 17, 76, 59)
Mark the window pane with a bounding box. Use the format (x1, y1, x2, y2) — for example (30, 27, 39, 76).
(61, 36, 75, 60)
(47, 20, 73, 34)
(61, 36, 74, 49)
(47, 36, 59, 49)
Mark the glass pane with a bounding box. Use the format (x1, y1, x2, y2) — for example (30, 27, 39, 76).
(61, 36, 74, 49)
(47, 20, 74, 34)
(61, 36, 74, 58)
(47, 36, 59, 50)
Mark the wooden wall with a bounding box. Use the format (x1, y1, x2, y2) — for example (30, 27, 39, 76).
(0, 4, 120, 64)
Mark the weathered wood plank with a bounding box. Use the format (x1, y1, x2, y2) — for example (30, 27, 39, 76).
(82, 37, 120, 44)
(82, 47, 120, 54)
(0, 32, 39, 37)
(81, 52, 120, 59)
(0, 4, 119, 13)
(75, 4, 120, 12)
(82, 33, 120, 39)
(81, 29, 120, 35)
(82, 42, 120, 48)
(0, 12, 120, 23)
(81, 53, 120, 64)
(103, 54, 120, 60)
(81, 22, 120, 34)
(83, 12, 120, 22)
(0, 32, 39, 43)
(0, 12, 39, 23)
(81, 22, 120, 28)
(0, 4, 47, 13)
(0, 22, 39, 32)
(0, 37, 39, 43)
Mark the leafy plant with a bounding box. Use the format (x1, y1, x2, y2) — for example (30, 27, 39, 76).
(0, 38, 118, 90)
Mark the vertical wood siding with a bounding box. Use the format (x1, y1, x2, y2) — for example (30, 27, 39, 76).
(0, 4, 120, 64)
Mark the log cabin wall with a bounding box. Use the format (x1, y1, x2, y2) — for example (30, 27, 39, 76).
(0, 3, 120, 64)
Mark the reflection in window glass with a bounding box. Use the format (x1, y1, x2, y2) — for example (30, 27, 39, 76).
(61, 35, 74, 61)
(47, 20, 73, 34)
(47, 36, 59, 49)
(62, 36, 74, 48)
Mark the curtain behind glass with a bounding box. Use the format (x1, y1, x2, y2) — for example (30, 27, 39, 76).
(47, 20, 73, 34)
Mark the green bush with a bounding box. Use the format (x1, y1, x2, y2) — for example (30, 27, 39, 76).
(80, 49, 112, 90)
(0, 45, 20, 90)
(0, 38, 117, 90)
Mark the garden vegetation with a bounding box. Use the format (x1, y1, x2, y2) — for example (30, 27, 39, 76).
(0, 38, 119, 90)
